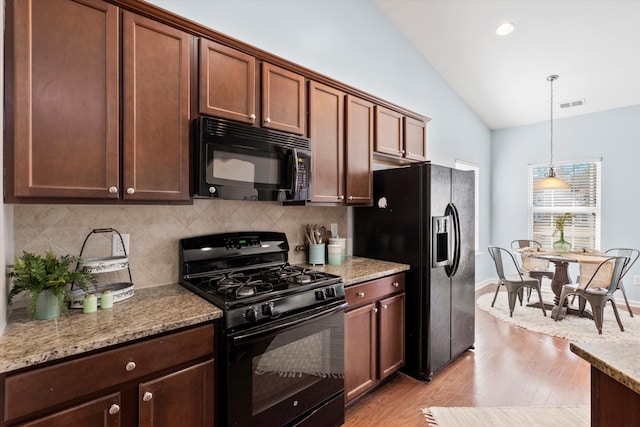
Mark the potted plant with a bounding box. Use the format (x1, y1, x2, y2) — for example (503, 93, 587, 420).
(553, 212, 573, 253)
(8, 250, 94, 320)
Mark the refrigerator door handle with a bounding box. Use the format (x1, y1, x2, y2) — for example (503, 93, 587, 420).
(445, 203, 461, 278)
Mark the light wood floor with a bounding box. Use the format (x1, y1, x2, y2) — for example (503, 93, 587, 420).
(343, 286, 593, 426)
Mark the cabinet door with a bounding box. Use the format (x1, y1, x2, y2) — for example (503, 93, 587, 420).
(18, 393, 121, 427)
(403, 117, 427, 161)
(374, 106, 403, 157)
(10, 0, 119, 199)
(122, 12, 191, 201)
(345, 95, 374, 205)
(378, 293, 406, 380)
(309, 81, 345, 203)
(138, 360, 214, 427)
(344, 303, 377, 403)
(262, 63, 306, 135)
(199, 39, 257, 124)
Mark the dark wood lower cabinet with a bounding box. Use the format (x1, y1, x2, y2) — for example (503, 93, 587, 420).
(591, 366, 640, 426)
(2, 324, 216, 427)
(344, 273, 405, 403)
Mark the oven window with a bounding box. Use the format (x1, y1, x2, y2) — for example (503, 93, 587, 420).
(207, 146, 287, 189)
(253, 329, 338, 415)
(227, 308, 344, 426)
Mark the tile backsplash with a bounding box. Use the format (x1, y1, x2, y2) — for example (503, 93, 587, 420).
(13, 200, 347, 289)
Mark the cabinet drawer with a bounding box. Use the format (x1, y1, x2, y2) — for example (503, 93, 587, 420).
(5, 324, 214, 423)
(345, 274, 405, 308)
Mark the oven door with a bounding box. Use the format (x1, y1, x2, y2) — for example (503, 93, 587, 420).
(225, 301, 346, 427)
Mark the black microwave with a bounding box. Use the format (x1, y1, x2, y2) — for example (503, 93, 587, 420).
(195, 116, 311, 201)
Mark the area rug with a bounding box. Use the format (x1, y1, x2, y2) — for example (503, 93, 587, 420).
(422, 406, 589, 427)
(477, 289, 640, 342)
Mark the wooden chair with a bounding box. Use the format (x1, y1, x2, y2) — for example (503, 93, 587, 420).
(511, 239, 554, 301)
(554, 256, 629, 334)
(488, 246, 547, 317)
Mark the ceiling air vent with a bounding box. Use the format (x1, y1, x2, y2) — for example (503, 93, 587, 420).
(559, 98, 586, 110)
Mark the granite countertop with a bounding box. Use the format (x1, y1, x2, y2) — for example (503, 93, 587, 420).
(0, 257, 407, 375)
(571, 342, 640, 394)
(0, 284, 222, 374)
(297, 256, 410, 286)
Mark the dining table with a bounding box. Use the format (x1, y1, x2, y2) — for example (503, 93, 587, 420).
(515, 248, 610, 320)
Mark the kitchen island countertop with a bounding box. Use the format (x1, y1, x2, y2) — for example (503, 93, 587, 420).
(570, 341, 640, 394)
(298, 256, 411, 286)
(0, 284, 222, 374)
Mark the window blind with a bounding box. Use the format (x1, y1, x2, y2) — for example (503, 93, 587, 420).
(528, 159, 601, 249)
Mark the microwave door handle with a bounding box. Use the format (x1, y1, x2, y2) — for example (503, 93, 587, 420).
(290, 148, 299, 193)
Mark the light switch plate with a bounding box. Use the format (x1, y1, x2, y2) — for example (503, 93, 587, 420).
(330, 223, 338, 237)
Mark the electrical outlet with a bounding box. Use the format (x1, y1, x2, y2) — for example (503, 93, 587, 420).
(634, 275, 640, 285)
(112, 233, 130, 257)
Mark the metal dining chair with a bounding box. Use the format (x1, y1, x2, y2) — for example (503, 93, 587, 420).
(554, 255, 629, 334)
(604, 248, 639, 317)
(511, 239, 554, 301)
(488, 246, 547, 317)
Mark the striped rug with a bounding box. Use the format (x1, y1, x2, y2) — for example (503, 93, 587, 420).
(422, 406, 589, 426)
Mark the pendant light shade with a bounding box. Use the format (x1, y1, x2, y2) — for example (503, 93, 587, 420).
(534, 75, 571, 190)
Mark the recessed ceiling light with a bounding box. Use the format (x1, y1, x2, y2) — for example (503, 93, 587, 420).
(496, 22, 515, 36)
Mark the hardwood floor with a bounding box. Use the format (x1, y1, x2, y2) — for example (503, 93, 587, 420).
(343, 286, 592, 426)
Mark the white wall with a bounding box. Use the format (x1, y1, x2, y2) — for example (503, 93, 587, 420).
(492, 105, 640, 299)
(149, 0, 494, 281)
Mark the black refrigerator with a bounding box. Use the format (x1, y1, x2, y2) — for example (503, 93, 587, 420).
(353, 162, 475, 381)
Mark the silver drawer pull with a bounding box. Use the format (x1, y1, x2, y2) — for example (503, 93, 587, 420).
(126, 187, 135, 195)
(382, 304, 388, 309)
(143, 392, 153, 402)
(392, 282, 399, 288)
(373, 307, 379, 313)
(264, 117, 271, 123)
(249, 113, 256, 120)
(357, 292, 365, 297)
(125, 361, 136, 372)
(108, 186, 118, 194)
(109, 404, 120, 415)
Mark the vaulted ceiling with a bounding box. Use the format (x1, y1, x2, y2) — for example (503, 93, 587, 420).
(374, 0, 640, 130)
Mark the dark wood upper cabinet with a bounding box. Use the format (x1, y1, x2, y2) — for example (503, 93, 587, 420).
(7, 0, 192, 202)
(345, 95, 374, 205)
(262, 63, 306, 135)
(309, 81, 345, 203)
(122, 11, 191, 201)
(375, 106, 403, 157)
(404, 116, 427, 162)
(199, 39, 257, 124)
(10, 0, 120, 199)
(375, 105, 427, 163)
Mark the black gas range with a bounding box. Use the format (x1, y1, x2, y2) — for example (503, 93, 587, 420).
(179, 231, 346, 427)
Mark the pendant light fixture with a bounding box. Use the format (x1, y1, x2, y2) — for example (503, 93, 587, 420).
(534, 75, 571, 190)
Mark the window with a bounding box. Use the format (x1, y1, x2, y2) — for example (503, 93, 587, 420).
(528, 159, 601, 249)
(455, 160, 479, 252)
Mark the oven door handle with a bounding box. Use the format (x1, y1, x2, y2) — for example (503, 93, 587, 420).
(231, 301, 348, 344)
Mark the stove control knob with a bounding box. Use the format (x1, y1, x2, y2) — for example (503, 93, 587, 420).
(324, 287, 336, 298)
(315, 290, 326, 301)
(245, 307, 259, 322)
(262, 302, 277, 317)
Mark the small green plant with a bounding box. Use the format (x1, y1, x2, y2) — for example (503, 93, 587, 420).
(554, 212, 573, 234)
(8, 250, 94, 317)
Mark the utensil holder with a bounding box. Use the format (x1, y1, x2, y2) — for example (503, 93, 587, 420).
(308, 243, 325, 265)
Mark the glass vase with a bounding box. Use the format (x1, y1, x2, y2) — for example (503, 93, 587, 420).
(553, 231, 572, 253)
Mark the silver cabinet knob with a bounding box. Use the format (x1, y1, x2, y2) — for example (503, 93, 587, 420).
(382, 304, 388, 309)
(406, 151, 411, 156)
(126, 188, 135, 195)
(357, 292, 365, 297)
(109, 404, 120, 415)
(392, 282, 399, 288)
(348, 196, 354, 201)
(373, 308, 379, 313)
(143, 392, 153, 402)
(125, 361, 136, 372)
(338, 195, 344, 200)
(264, 117, 271, 123)
(249, 114, 256, 120)
(108, 186, 118, 194)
